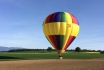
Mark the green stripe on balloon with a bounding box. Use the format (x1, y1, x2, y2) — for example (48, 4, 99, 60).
(60, 12, 66, 22)
(60, 35, 65, 50)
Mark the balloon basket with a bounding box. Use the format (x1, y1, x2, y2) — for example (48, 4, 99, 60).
(59, 56, 63, 59)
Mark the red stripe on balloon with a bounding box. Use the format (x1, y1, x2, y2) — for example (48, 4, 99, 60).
(50, 13, 56, 22)
(45, 13, 56, 23)
(48, 35, 58, 50)
(45, 14, 52, 23)
(70, 14, 79, 25)
(64, 36, 75, 50)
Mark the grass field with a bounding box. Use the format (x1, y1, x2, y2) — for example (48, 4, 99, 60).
(0, 51, 104, 61)
(1, 51, 104, 70)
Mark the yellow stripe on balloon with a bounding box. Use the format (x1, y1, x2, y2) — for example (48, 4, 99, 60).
(71, 24, 80, 36)
(44, 24, 51, 36)
(61, 12, 72, 50)
(44, 22, 67, 35)
(54, 22, 60, 35)
(59, 22, 66, 35)
(42, 24, 47, 36)
(65, 12, 72, 23)
(49, 22, 55, 35)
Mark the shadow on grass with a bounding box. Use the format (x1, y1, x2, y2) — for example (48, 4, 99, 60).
(0, 56, 24, 59)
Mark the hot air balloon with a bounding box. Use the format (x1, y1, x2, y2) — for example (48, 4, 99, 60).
(42, 12, 80, 59)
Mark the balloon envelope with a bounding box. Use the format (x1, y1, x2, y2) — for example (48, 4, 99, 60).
(42, 12, 80, 55)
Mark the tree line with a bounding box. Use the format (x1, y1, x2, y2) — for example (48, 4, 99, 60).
(8, 47, 103, 53)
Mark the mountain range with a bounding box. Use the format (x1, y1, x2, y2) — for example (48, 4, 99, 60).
(0, 46, 25, 51)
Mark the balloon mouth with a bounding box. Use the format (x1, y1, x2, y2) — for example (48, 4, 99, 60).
(59, 55, 62, 57)
(57, 50, 65, 55)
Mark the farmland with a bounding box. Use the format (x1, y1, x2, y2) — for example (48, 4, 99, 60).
(0, 51, 104, 61)
(0, 51, 104, 70)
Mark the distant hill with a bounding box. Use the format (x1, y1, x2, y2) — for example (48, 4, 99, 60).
(0, 46, 25, 51)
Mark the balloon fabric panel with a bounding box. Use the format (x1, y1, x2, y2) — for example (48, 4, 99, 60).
(70, 14, 79, 25)
(45, 12, 66, 23)
(64, 36, 76, 50)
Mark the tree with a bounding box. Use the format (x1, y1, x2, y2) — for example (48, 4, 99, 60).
(47, 47, 52, 52)
(75, 47, 81, 53)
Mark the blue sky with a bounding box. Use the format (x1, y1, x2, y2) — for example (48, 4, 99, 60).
(0, 0, 104, 50)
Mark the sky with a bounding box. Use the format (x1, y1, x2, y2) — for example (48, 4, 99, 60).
(0, 0, 104, 50)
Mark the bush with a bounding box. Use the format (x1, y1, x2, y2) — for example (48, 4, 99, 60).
(47, 47, 52, 52)
(75, 47, 81, 53)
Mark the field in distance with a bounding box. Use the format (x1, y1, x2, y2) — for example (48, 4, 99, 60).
(0, 51, 104, 61)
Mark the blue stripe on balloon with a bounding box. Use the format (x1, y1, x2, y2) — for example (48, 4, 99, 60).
(54, 12, 61, 22)
(56, 35, 60, 50)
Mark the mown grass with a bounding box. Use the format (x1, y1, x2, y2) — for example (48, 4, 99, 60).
(0, 51, 104, 61)
(83, 52, 100, 54)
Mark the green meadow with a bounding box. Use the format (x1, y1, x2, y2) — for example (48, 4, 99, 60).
(0, 51, 104, 61)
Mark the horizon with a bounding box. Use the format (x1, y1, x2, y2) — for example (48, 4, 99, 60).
(0, 46, 103, 51)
